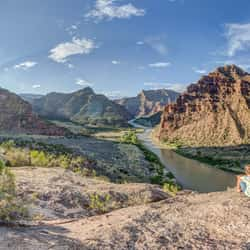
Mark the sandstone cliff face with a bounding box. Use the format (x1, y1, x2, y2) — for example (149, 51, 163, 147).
(159, 65, 250, 146)
(115, 89, 179, 118)
(0, 87, 66, 135)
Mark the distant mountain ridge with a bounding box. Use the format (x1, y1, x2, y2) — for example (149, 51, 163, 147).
(20, 93, 44, 104)
(115, 89, 180, 118)
(159, 65, 250, 146)
(30, 87, 132, 127)
(0, 87, 66, 135)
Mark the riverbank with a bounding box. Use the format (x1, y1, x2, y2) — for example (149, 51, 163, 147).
(136, 127, 236, 192)
(149, 127, 246, 174)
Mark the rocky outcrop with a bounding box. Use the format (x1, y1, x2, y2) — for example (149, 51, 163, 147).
(0, 87, 67, 136)
(159, 65, 250, 146)
(31, 87, 132, 127)
(13, 167, 168, 220)
(115, 89, 179, 118)
(1, 186, 249, 249)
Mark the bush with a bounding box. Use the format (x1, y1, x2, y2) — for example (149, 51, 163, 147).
(0, 140, 98, 179)
(119, 130, 181, 192)
(120, 130, 139, 145)
(30, 150, 49, 166)
(163, 182, 181, 196)
(0, 160, 28, 222)
(89, 193, 111, 213)
(4, 148, 30, 167)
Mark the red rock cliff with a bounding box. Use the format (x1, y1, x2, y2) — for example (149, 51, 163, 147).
(0, 87, 67, 136)
(159, 65, 250, 146)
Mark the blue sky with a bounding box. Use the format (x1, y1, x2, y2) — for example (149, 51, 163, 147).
(1, 0, 250, 97)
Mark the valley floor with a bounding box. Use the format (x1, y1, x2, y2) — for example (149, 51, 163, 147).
(1, 168, 249, 250)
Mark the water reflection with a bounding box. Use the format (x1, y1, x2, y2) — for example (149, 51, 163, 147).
(139, 130, 236, 193)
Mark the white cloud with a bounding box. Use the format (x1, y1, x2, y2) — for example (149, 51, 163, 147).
(136, 41, 144, 45)
(215, 60, 235, 65)
(66, 23, 80, 36)
(225, 23, 250, 57)
(75, 78, 94, 87)
(32, 84, 41, 89)
(149, 62, 171, 68)
(101, 90, 123, 99)
(112, 60, 121, 65)
(144, 82, 186, 92)
(49, 37, 98, 63)
(67, 63, 75, 69)
(14, 61, 37, 70)
(86, 0, 145, 21)
(192, 67, 207, 74)
(238, 64, 250, 71)
(145, 36, 168, 55)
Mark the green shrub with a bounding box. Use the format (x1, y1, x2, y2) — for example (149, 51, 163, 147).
(30, 150, 50, 166)
(120, 130, 139, 144)
(0, 140, 94, 173)
(119, 130, 180, 191)
(89, 193, 111, 213)
(163, 182, 180, 196)
(5, 148, 30, 167)
(0, 140, 16, 150)
(0, 160, 28, 222)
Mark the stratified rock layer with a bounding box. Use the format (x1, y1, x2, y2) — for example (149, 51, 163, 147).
(0, 87, 66, 135)
(115, 89, 179, 117)
(159, 65, 250, 146)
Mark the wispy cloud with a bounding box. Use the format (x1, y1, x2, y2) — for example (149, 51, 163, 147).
(49, 37, 98, 63)
(192, 67, 207, 74)
(149, 62, 171, 68)
(75, 78, 94, 87)
(225, 23, 250, 57)
(85, 0, 145, 22)
(67, 63, 75, 69)
(112, 60, 121, 65)
(32, 84, 41, 89)
(101, 90, 123, 99)
(144, 82, 186, 92)
(14, 61, 37, 70)
(136, 41, 144, 45)
(238, 64, 250, 71)
(145, 36, 168, 55)
(66, 23, 80, 36)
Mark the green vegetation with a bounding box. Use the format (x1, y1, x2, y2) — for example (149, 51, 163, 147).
(120, 130, 139, 144)
(89, 193, 111, 213)
(162, 138, 184, 149)
(160, 137, 247, 174)
(120, 130, 181, 192)
(0, 160, 28, 222)
(175, 148, 245, 174)
(0, 140, 97, 177)
(163, 182, 180, 196)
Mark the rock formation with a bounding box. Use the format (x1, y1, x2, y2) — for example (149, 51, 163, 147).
(159, 65, 250, 146)
(115, 89, 179, 118)
(0, 87, 66, 135)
